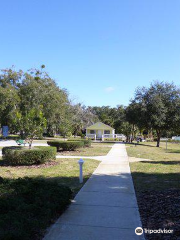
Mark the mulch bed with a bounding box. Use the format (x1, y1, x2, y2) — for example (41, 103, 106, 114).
(136, 190, 180, 240)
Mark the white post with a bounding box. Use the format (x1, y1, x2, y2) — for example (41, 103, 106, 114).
(78, 159, 84, 183)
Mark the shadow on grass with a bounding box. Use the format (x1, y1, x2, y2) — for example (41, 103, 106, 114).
(131, 171, 180, 192)
(130, 171, 180, 240)
(167, 149, 180, 154)
(125, 142, 157, 148)
(0, 176, 73, 240)
(1, 169, 180, 240)
(139, 160, 180, 165)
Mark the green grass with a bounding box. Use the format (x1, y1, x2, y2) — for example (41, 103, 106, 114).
(126, 142, 180, 191)
(126, 141, 180, 239)
(127, 141, 180, 161)
(0, 178, 72, 240)
(0, 158, 100, 194)
(0, 157, 100, 239)
(57, 142, 113, 156)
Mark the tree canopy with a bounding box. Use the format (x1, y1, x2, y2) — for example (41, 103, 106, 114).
(128, 81, 180, 146)
(0, 67, 179, 147)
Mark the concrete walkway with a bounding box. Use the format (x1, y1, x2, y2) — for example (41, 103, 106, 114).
(44, 143, 144, 240)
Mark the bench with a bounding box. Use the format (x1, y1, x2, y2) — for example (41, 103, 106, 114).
(16, 139, 26, 146)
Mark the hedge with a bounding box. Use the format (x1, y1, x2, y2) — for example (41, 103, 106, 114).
(2, 146, 56, 165)
(67, 139, 91, 147)
(83, 139, 91, 147)
(0, 177, 72, 240)
(104, 138, 120, 141)
(47, 140, 84, 151)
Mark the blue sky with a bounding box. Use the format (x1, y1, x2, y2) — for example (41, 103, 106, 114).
(1, 0, 180, 107)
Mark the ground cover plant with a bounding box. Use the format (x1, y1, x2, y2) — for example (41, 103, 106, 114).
(0, 157, 100, 239)
(0, 177, 72, 240)
(127, 142, 180, 239)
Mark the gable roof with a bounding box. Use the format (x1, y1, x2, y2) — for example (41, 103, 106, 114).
(86, 122, 114, 130)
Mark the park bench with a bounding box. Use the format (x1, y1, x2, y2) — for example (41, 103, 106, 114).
(16, 139, 26, 146)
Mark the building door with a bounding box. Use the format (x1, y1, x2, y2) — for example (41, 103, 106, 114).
(97, 130, 102, 138)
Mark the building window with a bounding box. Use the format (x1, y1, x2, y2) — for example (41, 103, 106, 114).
(90, 130, 95, 134)
(104, 130, 110, 134)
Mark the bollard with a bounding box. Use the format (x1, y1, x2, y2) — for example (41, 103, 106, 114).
(78, 159, 84, 183)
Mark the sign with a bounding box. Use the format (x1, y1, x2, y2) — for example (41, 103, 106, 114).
(2, 126, 9, 137)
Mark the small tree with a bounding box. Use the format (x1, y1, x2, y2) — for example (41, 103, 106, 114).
(59, 118, 73, 138)
(15, 108, 46, 149)
(120, 122, 133, 142)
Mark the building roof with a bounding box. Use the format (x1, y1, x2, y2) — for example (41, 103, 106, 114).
(86, 122, 114, 130)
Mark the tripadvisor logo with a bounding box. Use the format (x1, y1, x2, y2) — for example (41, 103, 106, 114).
(135, 227, 143, 235)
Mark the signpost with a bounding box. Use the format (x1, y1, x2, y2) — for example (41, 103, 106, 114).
(2, 126, 9, 138)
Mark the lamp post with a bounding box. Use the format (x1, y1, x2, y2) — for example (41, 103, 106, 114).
(78, 159, 84, 183)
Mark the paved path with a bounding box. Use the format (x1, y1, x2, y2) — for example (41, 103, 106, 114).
(44, 143, 144, 240)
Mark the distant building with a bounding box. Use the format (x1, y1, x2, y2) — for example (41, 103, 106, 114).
(86, 122, 125, 141)
(172, 136, 180, 141)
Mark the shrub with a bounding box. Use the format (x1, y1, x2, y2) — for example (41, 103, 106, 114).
(67, 139, 92, 147)
(2, 146, 56, 165)
(104, 138, 120, 141)
(82, 139, 91, 147)
(47, 140, 84, 151)
(0, 177, 72, 240)
(67, 137, 82, 141)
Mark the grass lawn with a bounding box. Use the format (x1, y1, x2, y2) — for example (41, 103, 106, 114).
(126, 142, 180, 239)
(0, 158, 99, 240)
(0, 158, 99, 194)
(57, 142, 114, 156)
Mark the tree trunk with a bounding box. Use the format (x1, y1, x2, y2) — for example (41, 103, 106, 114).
(156, 130, 161, 147)
(29, 139, 33, 149)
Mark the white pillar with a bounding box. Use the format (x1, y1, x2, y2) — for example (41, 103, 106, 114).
(112, 129, 115, 138)
(78, 159, 84, 183)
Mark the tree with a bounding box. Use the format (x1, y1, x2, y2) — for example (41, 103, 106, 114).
(120, 122, 133, 142)
(90, 105, 126, 133)
(14, 108, 46, 148)
(19, 68, 70, 136)
(131, 81, 180, 147)
(68, 104, 98, 136)
(0, 66, 72, 139)
(0, 85, 20, 129)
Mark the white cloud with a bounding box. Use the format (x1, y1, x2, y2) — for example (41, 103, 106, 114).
(104, 87, 115, 93)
